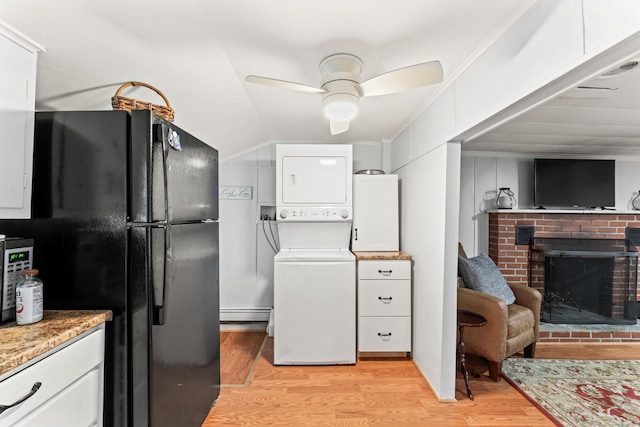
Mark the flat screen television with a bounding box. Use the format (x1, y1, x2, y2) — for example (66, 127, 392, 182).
(534, 159, 615, 209)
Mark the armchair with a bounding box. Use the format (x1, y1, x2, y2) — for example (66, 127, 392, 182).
(457, 243, 542, 381)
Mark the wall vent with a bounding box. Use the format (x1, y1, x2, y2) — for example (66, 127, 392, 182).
(599, 60, 639, 78)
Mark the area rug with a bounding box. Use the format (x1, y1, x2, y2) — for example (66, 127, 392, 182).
(502, 358, 640, 427)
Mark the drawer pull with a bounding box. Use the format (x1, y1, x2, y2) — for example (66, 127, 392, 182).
(0, 382, 42, 415)
(378, 269, 392, 276)
(378, 296, 393, 302)
(377, 332, 392, 337)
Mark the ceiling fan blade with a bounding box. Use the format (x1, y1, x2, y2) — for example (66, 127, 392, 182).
(359, 60, 443, 97)
(245, 75, 326, 94)
(330, 119, 350, 135)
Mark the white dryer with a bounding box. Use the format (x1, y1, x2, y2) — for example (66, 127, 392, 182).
(273, 144, 356, 365)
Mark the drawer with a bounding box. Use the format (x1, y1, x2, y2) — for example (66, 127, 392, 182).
(358, 280, 411, 316)
(13, 367, 101, 427)
(358, 260, 411, 280)
(358, 317, 411, 352)
(0, 328, 105, 426)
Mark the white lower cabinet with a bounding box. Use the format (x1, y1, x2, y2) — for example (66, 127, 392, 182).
(357, 259, 412, 353)
(0, 327, 105, 426)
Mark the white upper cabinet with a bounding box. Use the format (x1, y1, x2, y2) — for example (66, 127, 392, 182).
(352, 174, 399, 251)
(0, 23, 43, 219)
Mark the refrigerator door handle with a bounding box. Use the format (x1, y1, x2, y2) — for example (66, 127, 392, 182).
(152, 225, 172, 325)
(152, 123, 169, 223)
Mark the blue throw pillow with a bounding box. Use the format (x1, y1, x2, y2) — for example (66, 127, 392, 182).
(458, 254, 516, 304)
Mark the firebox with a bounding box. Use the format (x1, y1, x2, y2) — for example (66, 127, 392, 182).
(530, 238, 638, 325)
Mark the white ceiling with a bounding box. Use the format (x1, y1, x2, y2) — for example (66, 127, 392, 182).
(0, 0, 536, 161)
(465, 57, 640, 159)
(3, 1, 638, 162)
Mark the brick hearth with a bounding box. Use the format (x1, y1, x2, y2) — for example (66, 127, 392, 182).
(540, 323, 640, 343)
(487, 211, 640, 342)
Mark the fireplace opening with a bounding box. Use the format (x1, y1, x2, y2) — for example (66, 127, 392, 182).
(530, 238, 638, 325)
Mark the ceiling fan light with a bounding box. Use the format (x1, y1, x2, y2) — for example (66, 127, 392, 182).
(323, 94, 359, 121)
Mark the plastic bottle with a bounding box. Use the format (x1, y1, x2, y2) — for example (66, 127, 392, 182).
(16, 269, 44, 325)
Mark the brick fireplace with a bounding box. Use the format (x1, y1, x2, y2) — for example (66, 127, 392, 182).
(488, 211, 640, 342)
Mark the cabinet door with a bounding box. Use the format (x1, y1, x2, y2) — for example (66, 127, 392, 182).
(352, 175, 399, 251)
(0, 32, 38, 218)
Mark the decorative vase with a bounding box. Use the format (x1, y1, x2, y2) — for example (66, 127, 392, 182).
(496, 187, 516, 209)
(633, 190, 640, 210)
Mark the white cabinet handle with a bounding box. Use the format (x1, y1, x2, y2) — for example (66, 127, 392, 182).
(378, 269, 392, 276)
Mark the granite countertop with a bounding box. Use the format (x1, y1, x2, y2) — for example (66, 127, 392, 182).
(353, 251, 412, 260)
(0, 310, 112, 377)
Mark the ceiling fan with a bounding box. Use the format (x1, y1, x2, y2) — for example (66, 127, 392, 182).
(245, 53, 444, 135)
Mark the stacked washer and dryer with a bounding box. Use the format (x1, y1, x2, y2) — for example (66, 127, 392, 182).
(273, 144, 356, 365)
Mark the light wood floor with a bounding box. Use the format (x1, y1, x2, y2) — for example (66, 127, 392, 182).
(204, 335, 640, 426)
(220, 331, 267, 386)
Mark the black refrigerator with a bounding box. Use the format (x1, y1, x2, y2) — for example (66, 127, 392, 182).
(0, 110, 220, 426)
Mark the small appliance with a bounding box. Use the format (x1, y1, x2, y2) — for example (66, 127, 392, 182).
(0, 236, 34, 324)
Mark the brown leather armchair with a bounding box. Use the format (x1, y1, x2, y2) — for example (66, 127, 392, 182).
(457, 244, 542, 381)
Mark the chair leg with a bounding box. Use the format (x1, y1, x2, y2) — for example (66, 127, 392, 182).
(524, 343, 536, 358)
(488, 361, 502, 382)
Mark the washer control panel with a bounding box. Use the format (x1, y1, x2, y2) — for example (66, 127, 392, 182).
(278, 207, 351, 221)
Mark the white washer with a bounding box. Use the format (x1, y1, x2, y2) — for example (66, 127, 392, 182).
(274, 249, 355, 365)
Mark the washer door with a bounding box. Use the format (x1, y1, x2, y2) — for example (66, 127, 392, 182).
(274, 260, 355, 365)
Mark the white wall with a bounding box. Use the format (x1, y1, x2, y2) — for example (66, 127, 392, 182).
(219, 162, 266, 321)
(396, 142, 460, 400)
(454, 1, 584, 136)
(458, 156, 640, 256)
(391, 86, 459, 401)
(391, 0, 640, 401)
(582, 0, 640, 56)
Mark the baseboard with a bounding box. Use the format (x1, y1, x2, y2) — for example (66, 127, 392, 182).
(220, 322, 268, 331)
(359, 351, 411, 358)
(220, 308, 271, 322)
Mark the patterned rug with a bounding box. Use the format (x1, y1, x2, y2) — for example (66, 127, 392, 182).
(502, 359, 640, 427)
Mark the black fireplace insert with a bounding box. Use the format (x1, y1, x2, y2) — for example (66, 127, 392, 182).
(530, 238, 638, 325)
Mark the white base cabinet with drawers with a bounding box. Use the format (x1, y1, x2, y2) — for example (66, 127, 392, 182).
(357, 259, 412, 354)
(0, 326, 105, 427)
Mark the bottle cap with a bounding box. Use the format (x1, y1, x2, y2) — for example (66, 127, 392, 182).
(21, 269, 39, 276)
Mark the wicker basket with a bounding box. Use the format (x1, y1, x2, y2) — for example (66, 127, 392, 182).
(111, 81, 175, 122)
